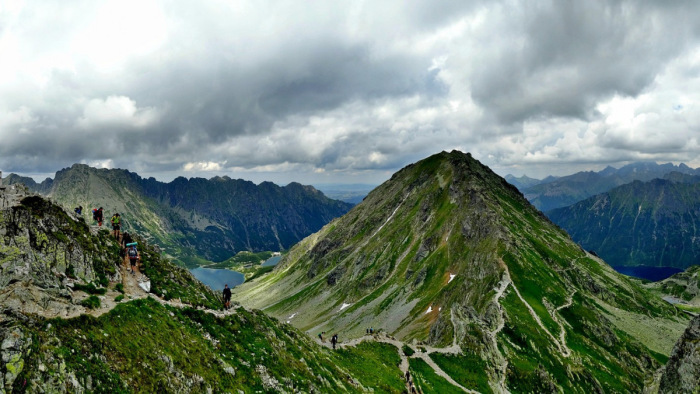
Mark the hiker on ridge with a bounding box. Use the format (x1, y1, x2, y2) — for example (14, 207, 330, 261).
(128, 245, 139, 275)
(223, 284, 232, 310)
(96, 207, 104, 227)
(111, 213, 121, 239)
(331, 334, 338, 350)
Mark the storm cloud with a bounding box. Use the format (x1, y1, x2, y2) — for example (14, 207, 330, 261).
(2, 0, 700, 182)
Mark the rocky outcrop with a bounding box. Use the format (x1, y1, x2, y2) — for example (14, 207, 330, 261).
(658, 315, 700, 393)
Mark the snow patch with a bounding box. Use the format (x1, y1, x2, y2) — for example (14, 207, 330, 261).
(448, 274, 456, 283)
(426, 305, 433, 314)
(288, 313, 297, 319)
(340, 303, 351, 311)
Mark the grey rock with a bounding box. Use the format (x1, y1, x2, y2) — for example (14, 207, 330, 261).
(659, 315, 700, 393)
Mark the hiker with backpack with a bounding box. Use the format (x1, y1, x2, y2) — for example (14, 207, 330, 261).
(128, 245, 139, 275)
(223, 284, 232, 310)
(74, 206, 82, 215)
(331, 334, 338, 350)
(111, 213, 121, 239)
(95, 207, 104, 227)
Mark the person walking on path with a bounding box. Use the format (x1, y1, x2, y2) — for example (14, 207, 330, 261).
(222, 284, 232, 310)
(96, 207, 104, 227)
(111, 213, 121, 239)
(128, 245, 139, 275)
(331, 334, 338, 350)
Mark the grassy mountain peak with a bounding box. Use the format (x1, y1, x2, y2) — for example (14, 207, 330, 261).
(234, 150, 690, 392)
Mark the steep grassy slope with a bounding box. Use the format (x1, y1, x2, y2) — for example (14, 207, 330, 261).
(10, 164, 352, 266)
(548, 178, 700, 269)
(234, 150, 689, 392)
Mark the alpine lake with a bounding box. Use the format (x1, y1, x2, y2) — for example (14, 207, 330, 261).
(190, 255, 282, 291)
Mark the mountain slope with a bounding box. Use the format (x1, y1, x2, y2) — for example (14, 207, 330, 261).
(6, 164, 352, 265)
(234, 150, 688, 392)
(0, 192, 408, 393)
(522, 162, 699, 211)
(547, 177, 700, 269)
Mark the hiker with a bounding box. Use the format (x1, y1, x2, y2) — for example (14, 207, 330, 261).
(223, 284, 232, 310)
(96, 207, 104, 227)
(128, 245, 139, 275)
(331, 334, 338, 350)
(74, 206, 82, 215)
(111, 213, 121, 239)
(121, 232, 133, 249)
(92, 208, 98, 222)
(318, 332, 325, 342)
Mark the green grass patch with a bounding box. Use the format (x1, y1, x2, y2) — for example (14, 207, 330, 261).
(74, 283, 107, 295)
(402, 344, 414, 357)
(333, 342, 404, 393)
(430, 353, 492, 393)
(409, 357, 463, 394)
(81, 295, 101, 309)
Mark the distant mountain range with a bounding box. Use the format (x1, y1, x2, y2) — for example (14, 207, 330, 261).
(234, 151, 688, 392)
(547, 173, 700, 269)
(507, 161, 700, 211)
(4, 164, 353, 265)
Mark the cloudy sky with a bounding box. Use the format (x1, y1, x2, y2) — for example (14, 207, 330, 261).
(1, 0, 700, 186)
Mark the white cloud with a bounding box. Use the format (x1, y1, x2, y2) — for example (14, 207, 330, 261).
(78, 96, 160, 130)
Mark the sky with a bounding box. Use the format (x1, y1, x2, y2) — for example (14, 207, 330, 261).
(1, 0, 700, 186)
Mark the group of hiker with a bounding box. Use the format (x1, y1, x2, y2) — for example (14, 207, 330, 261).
(76, 205, 139, 275)
(317, 332, 340, 350)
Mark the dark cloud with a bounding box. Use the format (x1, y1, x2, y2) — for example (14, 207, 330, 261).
(1, 0, 700, 182)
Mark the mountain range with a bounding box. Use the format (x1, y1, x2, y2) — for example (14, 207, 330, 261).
(511, 162, 700, 212)
(234, 151, 691, 392)
(547, 174, 700, 269)
(4, 164, 352, 266)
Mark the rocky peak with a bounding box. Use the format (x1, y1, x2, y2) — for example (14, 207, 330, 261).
(658, 314, 700, 393)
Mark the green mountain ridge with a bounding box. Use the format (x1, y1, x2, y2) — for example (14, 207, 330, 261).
(547, 176, 700, 269)
(234, 150, 691, 392)
(5, 164, 353, 266)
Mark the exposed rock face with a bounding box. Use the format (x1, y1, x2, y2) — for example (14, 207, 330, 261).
(0, 195, 118, 290)
(659, 315, 700, 393)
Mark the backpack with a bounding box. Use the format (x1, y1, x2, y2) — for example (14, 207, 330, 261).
(128, 248, 138, 259)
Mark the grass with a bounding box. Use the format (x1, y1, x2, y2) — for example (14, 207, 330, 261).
(333, 342, 405, 393)
(28, 298, 364, 392)
(74, 283, 107, 295)
(81, 295, 101, 309)
(430, 353, 492, 393)
(409, 358, 463, 394)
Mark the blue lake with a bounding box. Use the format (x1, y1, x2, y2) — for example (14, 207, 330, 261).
(261, 255, 282, 267)
(613, 266, 683, 282)
(190, 267, 245, 291)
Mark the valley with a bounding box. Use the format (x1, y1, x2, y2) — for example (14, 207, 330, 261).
(2, 152, 700, 392)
